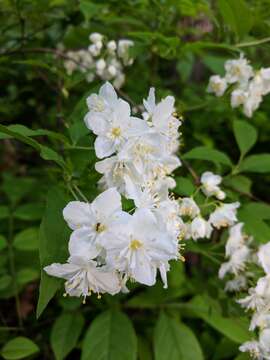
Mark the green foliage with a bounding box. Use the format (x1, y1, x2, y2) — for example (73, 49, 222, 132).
(0, 0, 270, 358)
(0, 337, 39, 360)
(81, 310, 137, 360)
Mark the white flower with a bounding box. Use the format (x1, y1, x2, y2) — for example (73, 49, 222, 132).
(107, 40, 117, 52)
(240, 328, 270, 360)
(88, 44, 101, 57)
(89, 32, 103, 43)
(258, 242, 270, 274)
(250, 307, 270, 331)
(179, 197, 200, 218)
(117, 39, 134, 65)
(143, 88, 181, 144)
(207, 75, 227, 97)
(260, 67, 270, 95)
(225, 223, 245, 257)
(225, 54, 253, 84)
(231, 89, 247, 108)
(44, 255, 121, 299)
(96, 58, 106, 71)
(209, 202, 240, 229)
(190, 216, 212, 240)
(104, 209, 178, 287)
(237, 287, 265, 311)
(225, 275, 247, 292)
(200, 171, 225, 199)
(107, 64, 117, 77)
(219, 245, 250, 278)
(63, 188, 129, 258)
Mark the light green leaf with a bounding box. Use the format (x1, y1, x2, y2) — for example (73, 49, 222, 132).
(36, 187, 70, 318)
(13, 228, 39, 251)
(233, 120, 257, 157)
(13, 203, 44, 221)
(1, 337, 39, 360)
(0, 124, 66, 170)
(154, 312, 203, 360)
(189, 295, 251, 343)
(183, 146, 232, 166)
(218, 0, 253, 39)
(17, 268, 39, 285)
(51, 312, 84, 360)
(239, 154, 270, 173)
(81, 310, 137, 360)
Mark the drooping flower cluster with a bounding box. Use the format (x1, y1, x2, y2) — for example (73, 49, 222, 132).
(63, 33, 134, 88)
(207, 53, 270, 117)
(44, 82, 242, 303)
(219, 222, 270, 358)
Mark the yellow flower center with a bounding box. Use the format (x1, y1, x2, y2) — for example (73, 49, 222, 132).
(111, 127, 122, 138)
(95, 223, 106, 233)
(130, 239, 143, 250)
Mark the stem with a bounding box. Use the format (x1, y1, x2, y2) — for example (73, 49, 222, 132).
(7, 206, 23, 328)
(67, 183, 79, 200)
(236, 37, 270, 48)
(73, 184, 88, 202)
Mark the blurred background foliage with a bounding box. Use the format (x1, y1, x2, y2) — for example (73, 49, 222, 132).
(1, 0, 270, 359)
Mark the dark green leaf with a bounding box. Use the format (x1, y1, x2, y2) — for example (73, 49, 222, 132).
(81, 310, 137, 360)
(233, 120, 257, 157)
(13, 228, 39, 251)
(36, 186, 70, 318)
(51, 312, 84, 360)
(1, 337, 39, 360)
(154, 312, 203, 360)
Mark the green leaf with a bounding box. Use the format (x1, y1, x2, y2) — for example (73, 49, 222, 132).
(189, 295, 251, 343)
(17, 268, 39, 285)
(218, 0, 253, 39)
(154, 313, 203, 360)
(174, 177, 195, 196)
(183, 146, 232, 166)
(239, 154, 270, 173)
(13, 203, 44, 221)
(13, 227, 39, 251)
(81, 310, 137, 360)
(0, 206, 9, 219)
(0, 124, 67, 143)
(238, 206, 270, 243)
(0, 275, 12, 290)
(36, 186, 70, 318)
(233, 120, 257, 157)
(51, 312, 84, 360)
(0, 235, 7, 251)
(1, 337, 39, 360)
(2, 175, 35, 205)
(0, 124, 66, 170)
(223, 175, 252, 195)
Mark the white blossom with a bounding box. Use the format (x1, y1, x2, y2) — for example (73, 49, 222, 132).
(200, 171, 225, 200)
(190, 216, 212, 240)
(179, 197, 200, 219)
(207, 75, 227, 97)
(209, 202, 240, 229)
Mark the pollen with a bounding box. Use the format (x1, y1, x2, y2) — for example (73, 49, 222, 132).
(111, 127, 122, 138)
(95, 222, 107, 233)
(130, 239, 143, 250)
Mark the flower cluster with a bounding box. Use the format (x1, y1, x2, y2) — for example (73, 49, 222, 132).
(44, 83, 241, 304)
(207, 53, 270, 117)
(219, 221, 270, 358)
(63, 33, 134, 88)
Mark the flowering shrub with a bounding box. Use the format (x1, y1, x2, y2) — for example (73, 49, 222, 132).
(1, 1, 270, 360)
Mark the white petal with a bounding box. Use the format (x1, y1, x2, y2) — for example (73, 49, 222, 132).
(63, 201, 92, 230)
(132, 252, 157, 286)
(91, 187, 122, 219)
(68, 227, 100, 259)
(84, 113, 108, 135)
(44, 262, 79, 279)
(99, 82, 118, 106)
(95, 136, 115, 158)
